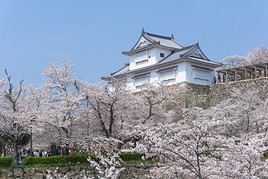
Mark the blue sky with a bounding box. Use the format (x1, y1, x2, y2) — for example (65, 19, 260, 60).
(0, 0, 267, 85)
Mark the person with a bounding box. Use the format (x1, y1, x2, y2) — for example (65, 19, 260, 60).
(33, 150, 39, 157)
(42, 150, 48, 157)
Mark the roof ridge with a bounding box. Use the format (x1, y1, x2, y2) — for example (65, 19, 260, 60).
(173, 43, 198, 52)
(158, 43, 199, 64)
(179, 43, 200, 58)
(144, 31, 173, 40)
(144, 30, 183, 48)
(158, 51, 176, 64)
(181, 43, 211, 61)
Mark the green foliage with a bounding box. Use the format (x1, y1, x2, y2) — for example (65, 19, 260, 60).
(263, 150, 268, 160)
(23, 152, 146, 166)
(119, 152, 144, 161)
(24, 154, 89, 165)
(123, 159, 158, 166)
(17, 133, 31, 146)
(0, 157, 13, 167)
(200, 150, 222, 160)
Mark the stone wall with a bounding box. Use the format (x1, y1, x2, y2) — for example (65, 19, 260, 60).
(0, 166, 91, 179)
(209, 77, 268, 106)
(0, 165, 152, 179)
(183, 83, 210, 108)
(174, 82, 210, 109)
(179, 78, 268, 108)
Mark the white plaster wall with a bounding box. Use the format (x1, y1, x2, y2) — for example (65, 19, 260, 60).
(129, 50, 154, 70)
(185, 63, 215, 86)
(175, 63, 187, 83)
(126, 63, 188, 92)
(126, 77, 135, 91)
(125, 62, 217, 92)
(151, 48, 171, 63)
(129, 48, 172, 71)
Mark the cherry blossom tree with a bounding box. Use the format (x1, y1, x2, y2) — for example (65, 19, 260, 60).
(0, 61, 267, 178)
(136, 87, 268, 178)
(80, 79, 142, 150)
(137, 112, 225, 179)
(221, 47, 268, 68)
(247, 47, 268, 64)
(20, 87, 48, 152)
(222, 55, 246, 69)
(86, 137, 125, 179)
(0, 70, 31, 162)
(41, 62, 84, 147)
(80, 80, 124, 138)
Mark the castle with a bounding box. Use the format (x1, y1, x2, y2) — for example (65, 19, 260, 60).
(103, 29, 221, 92)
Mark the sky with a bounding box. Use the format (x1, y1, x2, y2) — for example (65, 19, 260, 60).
(0, 0, 267, 85)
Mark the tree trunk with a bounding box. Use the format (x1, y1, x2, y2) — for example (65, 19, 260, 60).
(14, 143, 19, 164)
(3, 145, 7, 156)
(246, 110, 250, 132)
(86, 118, 90, 137)
(0, 146, 2, 156)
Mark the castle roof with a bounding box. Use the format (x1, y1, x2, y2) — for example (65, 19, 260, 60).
(122, 29, 183, 56)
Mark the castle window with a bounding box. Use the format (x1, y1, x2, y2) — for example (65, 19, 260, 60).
(160, 53, 165, 58)
(136, 59, 148, 65)
(192, 69, 210, 81)
(133, 73, 150, 90)
(158, 67, 177, 85)
(192, 65, 211, 81)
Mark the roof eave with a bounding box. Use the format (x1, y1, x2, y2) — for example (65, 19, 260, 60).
(101, 76, 112, 81)
(128, 58, 222, 75)
(187, 57, 223, 68)
(122, 44, 155, 56)
(122, 44, 178, 56)
(102, 73, 127, 81)
(103, 58, 222, 81)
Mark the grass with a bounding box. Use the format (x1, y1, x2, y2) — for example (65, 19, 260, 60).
(0, 152, 158, 169)
(123, 159, 159, 167)
(24, 154, 89, 166)
(23, 162, 90, 168)
(0, 160, 158, 170)
(0, 157, 13, 169)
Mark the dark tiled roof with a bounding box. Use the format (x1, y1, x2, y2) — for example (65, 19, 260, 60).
(110, 63, 130, 76)
(123, 30, 183, 55)
(144, 32, 173, 40)
(143, 32, 183, 49)
(159, 43, 211, 64)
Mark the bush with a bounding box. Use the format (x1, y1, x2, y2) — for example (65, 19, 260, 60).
(119, 152, 144, 161)
(0, 157, 13, 167)
(23, 152, 146, 166)
(24, 154, 89, 165)
(264, 150, 268, 159)
(67, 154, 89, 163)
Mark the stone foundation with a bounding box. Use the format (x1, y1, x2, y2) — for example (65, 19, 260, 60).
(209, 77, 268, 106)
(177, 78, 268, 108)
(0, 165, 152, 179)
